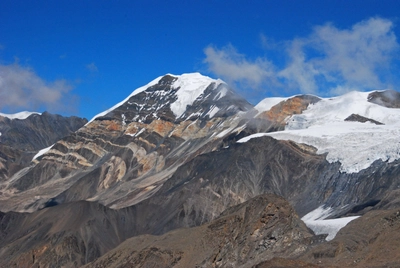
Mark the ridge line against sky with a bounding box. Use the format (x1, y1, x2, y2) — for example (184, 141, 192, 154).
(1, 0, 400, 119)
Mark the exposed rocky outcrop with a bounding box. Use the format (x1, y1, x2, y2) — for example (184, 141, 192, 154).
(344, 113, 384, 125)
(257, 95, 320, 129)
(0, 112, 87, 152)
(84, 194, 315, 268)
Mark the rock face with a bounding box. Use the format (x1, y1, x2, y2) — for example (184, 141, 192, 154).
(84, 194, 315, 268)
(257, 95, 320, 128)
(0, 112, 87, 181)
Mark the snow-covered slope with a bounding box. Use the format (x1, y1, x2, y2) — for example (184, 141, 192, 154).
(301, 205, 359, 241)
(170, 73, 224, 117)
(240, 91, 400, 173)
(88, 73, 225, 123)
(0, 111, 41, 120)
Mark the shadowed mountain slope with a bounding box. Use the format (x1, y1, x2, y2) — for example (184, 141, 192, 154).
(0, 112, 87, 181)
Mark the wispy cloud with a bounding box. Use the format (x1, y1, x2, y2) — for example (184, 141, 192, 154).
(204, 44, 278, 90)
(204, 17, 400, 96)
(86, 62, 98, 72)
(0, 62, 77, 114)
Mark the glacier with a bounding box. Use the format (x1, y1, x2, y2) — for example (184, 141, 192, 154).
(239, 91, 400, 173)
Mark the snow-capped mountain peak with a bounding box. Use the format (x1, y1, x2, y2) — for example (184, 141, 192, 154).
(89, 72, 251, 124)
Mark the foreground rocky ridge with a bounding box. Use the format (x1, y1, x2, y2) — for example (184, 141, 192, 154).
(2, 73, 400, 267)
(84, 194, 315, 268)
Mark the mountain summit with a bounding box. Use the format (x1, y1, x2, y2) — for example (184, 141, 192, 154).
(91, 73, 252, 124)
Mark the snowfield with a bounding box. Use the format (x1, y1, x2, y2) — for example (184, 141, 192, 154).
(239, 91, 400, 173)
(301, 205, 359, 241)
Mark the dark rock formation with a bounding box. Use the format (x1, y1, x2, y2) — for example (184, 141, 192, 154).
(368, 89, 400, 108)
(344, 113, 384, 125)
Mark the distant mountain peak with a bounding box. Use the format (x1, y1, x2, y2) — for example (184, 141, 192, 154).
(0, 111, 41, 120)
(168, 73, 225, 118)
(90, 72, 251, 124)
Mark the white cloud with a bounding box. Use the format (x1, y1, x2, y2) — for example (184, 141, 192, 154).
(314, 17, 398, 92)
(0, 62, 76, 113)
(204, 17, 400, 96)
(278, 39, 320, 93)
(203, 44, 277, 89)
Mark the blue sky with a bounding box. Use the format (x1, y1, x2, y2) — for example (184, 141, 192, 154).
(1, 0, 400, 119)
